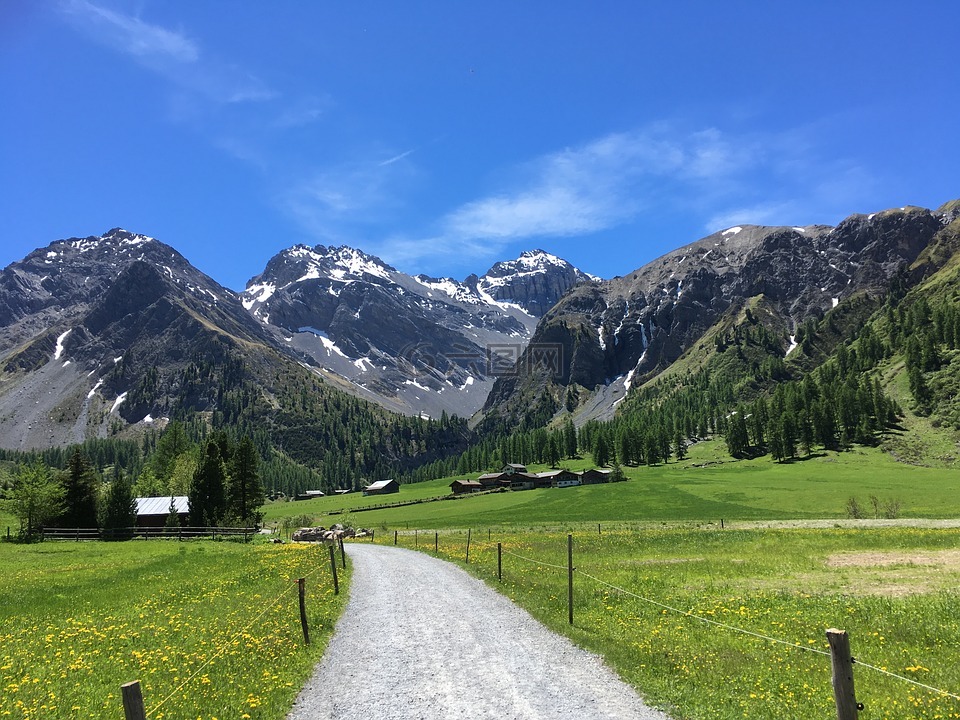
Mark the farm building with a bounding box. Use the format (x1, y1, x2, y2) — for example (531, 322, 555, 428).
(450, 480, 484, 495)
(477, 472, 511, 489)
(136, 496, 188, 528)
(363, 479, 400, 496)
(509, 473, 539, 491)
(294, 490, 325, 501)
(502, 463, 528, 475)
(536, 470, 581, 488)
(579, 468, 612, 484)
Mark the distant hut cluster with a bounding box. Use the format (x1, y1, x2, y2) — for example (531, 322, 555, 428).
(450, 464, 617, 495)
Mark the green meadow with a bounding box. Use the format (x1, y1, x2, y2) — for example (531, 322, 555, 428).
(265, 440, 960, 531)
(0, 539, 348, 720)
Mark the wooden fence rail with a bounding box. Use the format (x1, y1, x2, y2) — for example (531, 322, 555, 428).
(41, 526, 257, 541)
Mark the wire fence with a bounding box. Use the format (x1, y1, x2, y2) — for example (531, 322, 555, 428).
(382, 526, 960, 715)
(495, 534, 960, 708)
(118, 543, 339, 719)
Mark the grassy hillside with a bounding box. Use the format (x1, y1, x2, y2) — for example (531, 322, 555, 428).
(262, 440, 960, 531)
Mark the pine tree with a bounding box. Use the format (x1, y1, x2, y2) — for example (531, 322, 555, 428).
(62, 449, 99, 528)
(189, 441, 228, 527)
(227, 437, 265, 527)
(725, 413, 750, 458)
(563, 418, 578, 458)
(164, 497, 181, 530)
(592, 431, 611, 467)
(673, 429, 687, 461)
(102, 468, 137, 540)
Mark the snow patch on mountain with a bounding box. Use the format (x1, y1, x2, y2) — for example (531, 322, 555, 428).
(54, 329, 72, 360)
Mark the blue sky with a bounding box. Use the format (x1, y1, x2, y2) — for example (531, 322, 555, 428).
(2, 1, 958, 291)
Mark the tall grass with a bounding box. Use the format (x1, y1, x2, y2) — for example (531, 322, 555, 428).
(0, 539, 348, 719)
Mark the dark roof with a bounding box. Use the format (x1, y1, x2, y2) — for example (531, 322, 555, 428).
(478, 472, 504, 480)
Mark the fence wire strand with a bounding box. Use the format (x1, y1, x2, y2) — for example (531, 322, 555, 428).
(851, 659, 960, 701)
(500, 547, 569, 572)
(579, 570, 831, 656)
(147, 557, 325, 717)
(501, 542, 960, 703)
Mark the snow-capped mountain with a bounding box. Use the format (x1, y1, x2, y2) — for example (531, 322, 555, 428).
(0, 229, 279, 450)
(241, 245, 594, 418)
(481, 203, 955, 428)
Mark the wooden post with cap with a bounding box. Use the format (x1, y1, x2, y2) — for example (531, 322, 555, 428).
(121, 680, 147, 720)
(826, 628, 859, 720)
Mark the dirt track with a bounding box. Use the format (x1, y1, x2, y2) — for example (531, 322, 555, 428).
(287, 543, 672, 720)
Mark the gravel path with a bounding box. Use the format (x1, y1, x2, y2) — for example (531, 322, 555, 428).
(287, 544, 672, 720)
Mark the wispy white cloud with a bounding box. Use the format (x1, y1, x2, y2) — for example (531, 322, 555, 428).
(705, 202, 798, 232)
(61, 0, 274, 105)
(379, 148, 416, 167)
(62, 0, 198, 64)
(374, 126, 751, 265)
(280, 121, 880, 273)
(281, 158, 416, 243)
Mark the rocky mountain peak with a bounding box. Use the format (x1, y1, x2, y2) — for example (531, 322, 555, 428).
(477, 249, 595, 317)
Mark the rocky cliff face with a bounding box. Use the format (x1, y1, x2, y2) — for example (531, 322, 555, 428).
(482, 204, 953, 427)
(0, 229, 280, 450)
(240, 246, 592, 419)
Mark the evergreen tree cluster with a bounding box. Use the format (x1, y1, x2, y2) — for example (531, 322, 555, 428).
(187, 434, 265, 527)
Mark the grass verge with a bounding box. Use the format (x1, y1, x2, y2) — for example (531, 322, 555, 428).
(0, 539, 348, 719)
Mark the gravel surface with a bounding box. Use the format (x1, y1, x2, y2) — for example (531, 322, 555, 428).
(287, 544, 672, 720)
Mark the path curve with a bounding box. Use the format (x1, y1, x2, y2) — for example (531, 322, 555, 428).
(287, 543, 672, 720)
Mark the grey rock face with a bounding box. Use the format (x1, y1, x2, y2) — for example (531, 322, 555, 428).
(241, 245, 591, 419)
(483, 204, 953, 425)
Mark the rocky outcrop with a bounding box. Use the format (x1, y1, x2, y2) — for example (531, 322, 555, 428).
(476, 250, 595, 316)
(481, 204, 956, 427)
(292, 524, 369, 542)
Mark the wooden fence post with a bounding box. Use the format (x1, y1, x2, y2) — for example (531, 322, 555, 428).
(339, 536, 346, 569)
(415, 529, 418, 548)
(328, 545, 340, 595)
(121, 680, 147, 720)
(567, 534, 574, 625)
(435, 531, 438, 553)
(298, 578, 310, 645)
(370, 530, 375, 542)
(466, 528, 472, 563)
(598, 523, 601, 536)
(394, 530, 398, 546)
(826, 628, 859, 719)
(497, 542, 502, 581)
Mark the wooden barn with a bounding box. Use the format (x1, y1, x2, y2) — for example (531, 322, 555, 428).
(363, 479, 400, 496)
(536, 469, 581, 488)
(509, 473, 539, 491)
(477, 472, 511, 489)
(579, 468, 612, 485)
(135, 496, 189, 528)
(450, 480, 484, 495)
